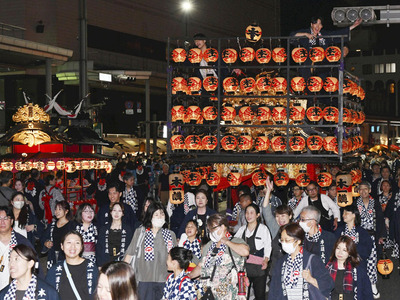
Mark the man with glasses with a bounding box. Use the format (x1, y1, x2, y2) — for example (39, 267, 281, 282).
(299, 206, 335, 264)
(287, 185, 306, 211)
(293, 181, 340, 232)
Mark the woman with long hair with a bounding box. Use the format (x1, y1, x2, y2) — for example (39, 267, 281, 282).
(96, 261, 138, 300)
(0, 244, 59, 299)
(41, 200, 76, 269)
(75, 203, 98, 262)
(124, 202, 177, 300)
(326, 236, 373, 299)
(46, 231, 99, 300)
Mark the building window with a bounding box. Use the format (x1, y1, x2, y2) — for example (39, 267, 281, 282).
(362, 64, 372, 74)
(386, 63, 396, 73)
(375, 64, 384, 74)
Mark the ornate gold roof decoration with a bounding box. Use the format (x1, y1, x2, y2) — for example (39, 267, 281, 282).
(12, 103, 50, 124)
(12, 130, 51, 147)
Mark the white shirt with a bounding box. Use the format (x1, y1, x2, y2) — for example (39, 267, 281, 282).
(0, 241, 10, 291)
(13, 221, 27, 238)
(235, 223, 272, 259)
(293, 193, 341, 221)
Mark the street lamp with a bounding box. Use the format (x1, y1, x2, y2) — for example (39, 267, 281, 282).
(181, 0, 193, 37)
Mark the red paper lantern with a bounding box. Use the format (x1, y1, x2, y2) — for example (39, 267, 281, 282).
(223, 77, 239, 93)
(255, 135, 270, 152)
(350, 169, 362, 184)
(186, 105, 202, 123)
(188, 171, 202, 186)
(172, 77, 187, 94)
(203, 76, 218, 92)
(238, 135, 253, 151)
(295, 171, 311, 188)
(272, 47, 287, 63)
(240, 77, 256, 94)
(227, 170, 242, 187)
(239, 106, 254, 123)
(206, 170, 221, 187)
(317, 172, 333, 188)
(325, 46, 341, 62)
(202, 135, 218, 151)
(309, 47, 325, 62)
(307, 76, 323, 93)
(257, 106, 271, 123)
(56, 161, 65, 170)
(343, 108, 352, 124)
(270, 135, 286, 152)
(323, 106, 339, 123)
(272, 105, 287, 124)
(290, 104, 305, 123)
(274, 169, 289, 187)
(187, 77, 202, 94)
(323, 77, 339, 93)
(171, 105, 185, 122)
(221, 106, 236, 123)
(239, 47, 256, 62)
(291, 77, 306, 93)
(202, 106, 217, 122)
(306, 106, 323, 122)
(220, 135, 238, 151)
(197, 167, 210, 180)
(323, 136, 338, 153)
(272, 77, 287, 93)
(289, 135, 306, 152)
(185, 135, 202, 151)
(358, 111, 366, 124)
(222, 48, 238, 64)
(255, 48, 271, 64)
(350, 109, 358, 125)
(307, 135, 323, 152)
(252, 169, 268, 186)
(343, 78, 355, 95)
(203, 48, 219, 63)
(172, 48, 187, 63)
(291, 47, 308, 63)
(256, 76, 271, 92)
(46, 161, 56, 171)
(188, 48, 203, 63)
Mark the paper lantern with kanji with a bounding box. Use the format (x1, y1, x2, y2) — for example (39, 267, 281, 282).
(343, 78, 355, 95)
(203, 76, 218, 92)
(309, 47, 325, 62)
(239, 106, 254, 123)
(105, 162, 113, 173)
(15, 162, 24, 171)
(206, 170, 221, 187)
(295, 171, 311, 188)
(172, 77, 187, 94)
(272, 105, 287, 124)
(306, 106, 323, 122)
(240, 77, 256, 94)
(221, 135, 238, 151)
(317, 172, 333, 188)
(350, 169, 362, 184)
(257, 106, 271, 123)
(291, 77, 306, 93)
(188, 48, 203, 63)
(202, 135, 218, 151)
(358, 111, 366, 124)
(255, 135, 270, 152)
(343, 108, 352, 124)
(238, 135, 253, 151)
(256, 76, 271, 92)
(56, 161, 65, 170)
(227, 170, 242, 187)
(325, 46, 341, 62)
(336, 174, 353, 207)
(65, 161, 77, 173)
(171, 105, 185, 122)
(289, 135, 306, 153)
(185, 135, 202, 151)
(307, 135, 323, 152)
(81, 160, 90, 170)
(170, 135, 185, 151)
(272, 47, 287, 63)
(89, 161, 96, 169)
(274, 169, 289, 187)
(36, 161, 45, 171)
(187, 171, 202, 187)
(203, 48, 218, 63)
(221, 106, 236, 123)
(350, 109, 358, 125)
(307, 76, 323, 93)
(245, 24, 262, 42)
(187, 77, 202, 94)
(222, 48, 237, 64)
(323, 136, 338, 153)
(203, 106, 217, 122)
(252, 169, 268, 187)
(172, 48, 187, 63)
(255, 48, 271, 64)
(169, 173, 184, 204)
(290, 104, 305, 123)
(272, 77, 287, 93)
(323, 106, 339, 123)
(377, 257, 394, 276)
(223, 77, 239, 93)
(270, 135, 286, 153)
(239, 47, 256, 62)
(323, 77, 339, 93)
(186, 105, 202, 123)
(291, 47, 308, 63)
(46, 161, 56, 171)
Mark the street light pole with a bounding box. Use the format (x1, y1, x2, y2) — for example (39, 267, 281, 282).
(181, 0, 192, 37)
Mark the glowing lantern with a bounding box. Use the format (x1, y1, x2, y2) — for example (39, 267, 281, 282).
(202, 106, 217, 122)
(89, 161, 96, 169)
(336, 173, 353, 207)
(221, 135, 238, 151)
(169, 135, 185, 151)
(377, 257, 394, 277)
(171, 48, 187, 63)
(222, 48, 237, 64)
(252, 169, 268, 187)
(350, 169, 362, 184)
(203, 76, 218, 92)
(274, 169, 289, 187)
(180, 170, 190, 184)
(255, 135, 270, 153)
(206, 170, 221, 187)
(307, 76, 323, 93)
(272, 105, 287, 124)
(171, 105, 185, 122)
(240, 77, 256, 94)
(36, 161, 45, 171)
(239, 47, 256, 62)
(245, 24, 262, 42)
(227, 169, 242, 187)
(81, 160, 90, 170)
(15, 162, 24, 171)
(32, 162, 38, 170)
(65, 161, 76, 173)
(291, 47, 308, 63)
(188, 48, 202, 64)
(350, 109, 358, 125)
(187, 77, 202, 94)
(221, 106, 236, 123)
(172, 77, 187, 94)
(323, 77, 339, 93)
(289, 135, 306, 153)
(238, 135, 253, 152)
(239, 106, 254, 123)
(325, 46, 341, 62)
(290, 104, 305, 123)
(185, 135, 202, 151)
(105, 162, 112, 173)
(272, 77, 287, 93)
(270, 135, 286, 153)
(256, 76, 271, 92)
(169, 173, 184, 204)
(223, 77, 239, 93)
(358, 111, 366, 124)
(343, 108, 352, 124)
(317, 172, 333, 188)
(307, 135, 323, 152)
(186, 105, 202, 123)
(295, 171, 311, 188)
(343, 79, 355, 95)
(257, 106, 271, 123)
(272, 47, 287, 63)
(202, 135, 218, 151)
(306, 106, 323, 122)
(203, 48, 218, 63)
(291, 77, 306, 93)
(323, 106, 339, 123)
(188, 171, 202, 187)
(323, 136, 338, 153)
(46, 161, 56, 171)
(309, 47, 325, 62)
(24, 161, 33, 171)
(256, 48, 271, 64)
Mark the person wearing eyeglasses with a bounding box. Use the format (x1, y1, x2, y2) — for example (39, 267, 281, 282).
(75, 203, 98, 263)
(288, 185, 306, 211)
(299, 206, 336, 265)
(294, 181, 340, 232)
(269, 223, 334, 300)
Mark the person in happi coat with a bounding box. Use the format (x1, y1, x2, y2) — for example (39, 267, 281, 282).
(75, 203, 98, 263)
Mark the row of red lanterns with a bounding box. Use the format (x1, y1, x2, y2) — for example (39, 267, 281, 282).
(0, 160, 112, 173)
(171, 45, 342, 65)
(170, 134, 363, 153)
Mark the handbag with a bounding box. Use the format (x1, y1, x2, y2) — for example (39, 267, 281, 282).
(305, 254, 328, 300)
(200, 263, 217, 300)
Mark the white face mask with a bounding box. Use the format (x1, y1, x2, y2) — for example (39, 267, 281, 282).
(151, 217, 165, 228)
(281, 241, 297, 254)
(299, 221, 311, 233)
(13, 201, 25, 210)
(210, 227, 223, 243)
